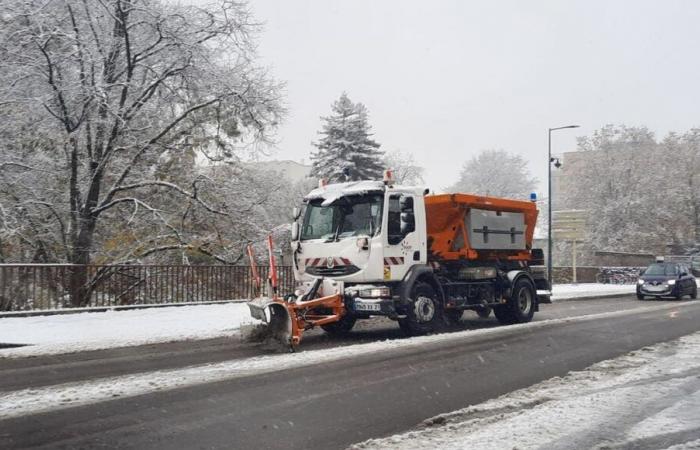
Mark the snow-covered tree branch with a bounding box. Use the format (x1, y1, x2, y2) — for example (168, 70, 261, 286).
(0, 0, 284, 305)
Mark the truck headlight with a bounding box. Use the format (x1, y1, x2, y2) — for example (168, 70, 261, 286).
(637, 279, 645, 285)
(667, 279, 676, 285)
(359, 287, 391, 298)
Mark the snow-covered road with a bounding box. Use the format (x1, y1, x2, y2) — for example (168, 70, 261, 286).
(0, 301, 695, 421)
(352, 332, 700, 450)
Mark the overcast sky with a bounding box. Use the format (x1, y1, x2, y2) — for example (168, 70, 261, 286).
(248, 0, 700, 192)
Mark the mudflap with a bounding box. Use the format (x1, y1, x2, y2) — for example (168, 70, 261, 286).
(247, 297, 294, 349)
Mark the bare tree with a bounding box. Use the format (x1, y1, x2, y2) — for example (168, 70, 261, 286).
(449, 150, 538, 199)
(0, 0, 283, 305)
(383, 150, 425, 185)
(563, 125, 699, 259)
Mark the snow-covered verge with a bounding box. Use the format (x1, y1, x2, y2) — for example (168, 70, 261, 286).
(550, 282, 635, 300)
(550, 279, 700, 301)
(0, 303, 259, 357)
(0, 302, 694, 420)
(351, 332, 700, 450)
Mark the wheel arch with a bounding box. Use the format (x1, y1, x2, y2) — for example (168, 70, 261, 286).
(400, 265, 446, 305)
(506, 270, 538, 310)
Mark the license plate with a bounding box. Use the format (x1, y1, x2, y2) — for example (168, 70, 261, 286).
(646, 285, 665, 292)
(355, 302, 381, 312)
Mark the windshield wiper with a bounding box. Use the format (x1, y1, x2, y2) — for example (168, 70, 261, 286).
(324, 212, 345, 242)
(331, 215, 344, 242)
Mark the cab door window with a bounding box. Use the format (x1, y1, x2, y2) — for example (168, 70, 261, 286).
(388, 194, 415, 245)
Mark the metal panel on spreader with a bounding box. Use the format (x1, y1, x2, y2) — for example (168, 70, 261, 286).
(466, 208, 526, 250)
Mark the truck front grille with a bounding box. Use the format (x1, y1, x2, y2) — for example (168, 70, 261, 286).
(305, 265, 360, 277)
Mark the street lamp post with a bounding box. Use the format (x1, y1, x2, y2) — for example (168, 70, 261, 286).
(548, 125, 580, 289)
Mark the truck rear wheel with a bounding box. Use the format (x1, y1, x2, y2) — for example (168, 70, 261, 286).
(494, 279, 535, 325)
(398, 282, 445, 336)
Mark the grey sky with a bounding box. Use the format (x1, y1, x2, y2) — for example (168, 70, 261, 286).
(249, 0, 700, 193)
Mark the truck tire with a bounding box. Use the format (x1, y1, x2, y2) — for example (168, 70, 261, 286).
(692, 286, 698, 300)
(321, 314, 357, 335)
(494, 279, 535, 325)
(398, 282, 445, 336)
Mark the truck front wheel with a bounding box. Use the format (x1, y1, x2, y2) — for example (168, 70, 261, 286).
(399, 282, 445, 336)
(494, 279, 536, 325)
(321, 314, 357, 336)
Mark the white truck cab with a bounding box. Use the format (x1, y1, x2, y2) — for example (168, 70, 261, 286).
(292, 180, 427, 309)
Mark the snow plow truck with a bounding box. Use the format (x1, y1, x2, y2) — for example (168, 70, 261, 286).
(247, 171, 550, 348)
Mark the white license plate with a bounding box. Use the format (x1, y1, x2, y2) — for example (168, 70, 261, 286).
(646, 285, 665, 292)
(355, 302, 381, 312)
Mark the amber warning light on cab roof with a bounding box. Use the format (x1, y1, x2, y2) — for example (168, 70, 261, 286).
(383, 169, 394, 186)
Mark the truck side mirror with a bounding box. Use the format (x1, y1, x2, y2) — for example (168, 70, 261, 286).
(291, 222, 300, 241)
(400, 196, 414, 212)
(292, 207, 301, 221)
(400, 212, 415, 235)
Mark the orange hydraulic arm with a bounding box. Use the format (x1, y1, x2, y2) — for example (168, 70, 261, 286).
(247, 235, 344, 348)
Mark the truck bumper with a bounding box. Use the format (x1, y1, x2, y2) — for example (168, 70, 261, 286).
(345, 296, 403, 317)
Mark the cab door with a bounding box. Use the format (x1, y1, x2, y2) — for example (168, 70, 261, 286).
(383, 193, 424, 281)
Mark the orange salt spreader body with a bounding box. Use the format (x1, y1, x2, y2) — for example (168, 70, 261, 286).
(425, 193, 539, 262)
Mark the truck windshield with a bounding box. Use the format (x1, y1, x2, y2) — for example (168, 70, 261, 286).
(301, 194, 383, 241)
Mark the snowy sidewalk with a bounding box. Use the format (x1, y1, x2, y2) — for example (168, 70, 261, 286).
(0, 284, 637, 357)
(352, 331, 700, 450)
(0, 303, 258, 356)
(550, 282, 635, 300)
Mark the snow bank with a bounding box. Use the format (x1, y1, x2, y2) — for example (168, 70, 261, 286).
(549, 279, 699, 300)
(0, 303, 258, 356)
(550, 282, 635, 300)
(352, 332, 700, 450)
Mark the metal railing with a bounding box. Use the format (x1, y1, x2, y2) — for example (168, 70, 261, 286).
(0, 264, 295, 312)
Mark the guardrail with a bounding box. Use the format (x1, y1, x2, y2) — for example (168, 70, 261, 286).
(0, 264, 295, 312)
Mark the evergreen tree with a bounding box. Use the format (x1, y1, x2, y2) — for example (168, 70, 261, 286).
(310, 93, 384, 181)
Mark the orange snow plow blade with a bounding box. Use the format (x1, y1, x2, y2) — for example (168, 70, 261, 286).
(245, 238, 345, 349)
(247, 292, 345, 348)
